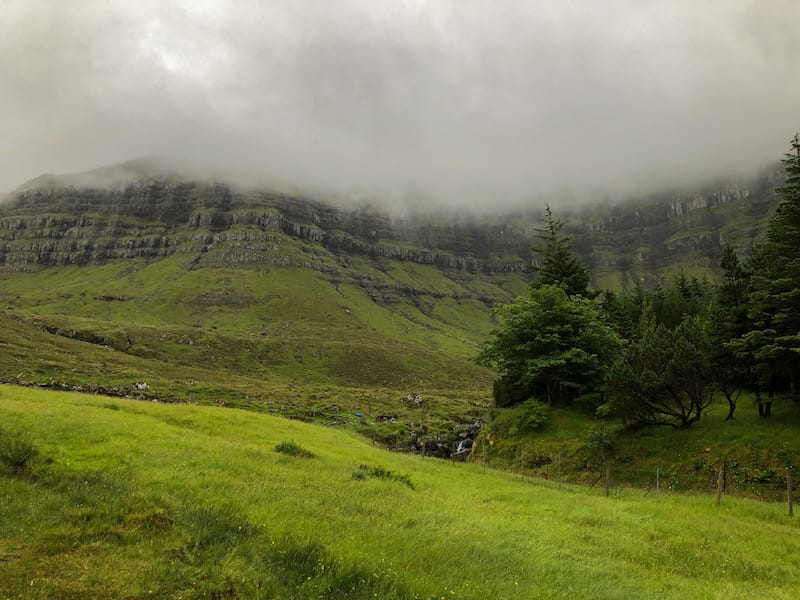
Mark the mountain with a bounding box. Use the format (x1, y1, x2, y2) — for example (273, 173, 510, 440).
(1, 160, 782, 283)
(0, 161, 784, 455)
(563, 163, 783, 288)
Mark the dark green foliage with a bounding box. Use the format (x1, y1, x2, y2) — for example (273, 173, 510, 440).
(350, 469, 367, 480)
(735, 133, 800, 404)
(352, 464, 415, 489)
(600, 274, 714, 336)
(586, 422, 615, 463)
(719, 242, 747, 306)
(490, 399, 549, 438)
(608, 312, 714, 428)
(599, 289, 635, 339)
(710, 243, 751, 419)
(478, 285, 623, 406)
(516, 399, 550, 431)
(652, 274, 714, 329)
(532, 205, 592, 297)
(275, 440, 315, 458)
(491, 376, 530, 409)
(0, 428, 38, 474)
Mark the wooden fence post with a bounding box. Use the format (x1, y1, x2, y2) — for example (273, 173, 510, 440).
(604, 462, 611, 497)
(716, 463, 724, 506)
(787, 467, 794, 517)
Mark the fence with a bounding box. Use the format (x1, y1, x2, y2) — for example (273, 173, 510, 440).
(458, 443, 798, 515)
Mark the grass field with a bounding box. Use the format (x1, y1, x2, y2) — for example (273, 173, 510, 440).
(2, 385, 800, 599)
(482, 394, 800, 500)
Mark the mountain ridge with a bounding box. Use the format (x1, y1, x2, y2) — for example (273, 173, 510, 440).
(0, 160, 784, 288)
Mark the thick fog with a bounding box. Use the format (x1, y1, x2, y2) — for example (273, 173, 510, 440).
(1, 0, 798, 208)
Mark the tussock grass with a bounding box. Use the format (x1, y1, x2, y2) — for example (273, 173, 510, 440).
(1, 385, 799, 598)
(0, 427, 38, 474)
(275, 440, 315, 458)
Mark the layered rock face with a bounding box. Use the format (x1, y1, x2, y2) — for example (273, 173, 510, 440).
(0, 162, 783, 284)
(0, 180, 533, 274)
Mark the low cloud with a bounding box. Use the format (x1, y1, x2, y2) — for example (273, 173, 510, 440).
(1, 0, 798, 209)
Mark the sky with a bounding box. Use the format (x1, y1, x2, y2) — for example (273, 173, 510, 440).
(1, 0, 798, 208)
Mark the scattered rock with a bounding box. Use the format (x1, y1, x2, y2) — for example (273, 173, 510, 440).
(406, 393, 423, 407)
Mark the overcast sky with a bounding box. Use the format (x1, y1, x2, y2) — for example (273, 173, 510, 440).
(1, 0, 798, 208)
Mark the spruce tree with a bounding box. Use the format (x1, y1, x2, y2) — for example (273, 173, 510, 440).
(532, 205, 592, 297)
(711, 243, 750, 419)
(739, 133, 800, 404)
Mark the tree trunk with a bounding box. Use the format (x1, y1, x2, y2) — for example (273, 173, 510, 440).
(725, 405, 735, 420)
(765, 383, 774, 417)
(756, 383, 766, 418)
(722, 388, 737, 421)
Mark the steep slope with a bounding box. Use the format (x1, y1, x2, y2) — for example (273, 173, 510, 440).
(564, 164, 783, 288)
(0, 171, 536, 453)
(0, 162, 785, 454)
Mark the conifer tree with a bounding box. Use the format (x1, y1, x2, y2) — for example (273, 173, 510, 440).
(738, 133, 800, 405)
(532, 205, 592, 297)
(711, 243, 750, 419)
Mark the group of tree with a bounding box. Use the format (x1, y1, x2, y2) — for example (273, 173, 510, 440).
(478, 133, 800, 429)
(477, 207, 622, 408)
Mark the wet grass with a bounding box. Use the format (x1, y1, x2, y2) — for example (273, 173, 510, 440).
(1, 385, 800, 598)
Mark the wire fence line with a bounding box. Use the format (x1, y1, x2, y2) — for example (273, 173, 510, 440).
(451, 444, 798, 514)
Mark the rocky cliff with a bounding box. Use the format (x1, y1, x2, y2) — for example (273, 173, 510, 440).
(0, 161, 784, 287)
(0, 178, 533, 275)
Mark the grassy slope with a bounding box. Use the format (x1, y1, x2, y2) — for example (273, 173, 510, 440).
(0, 254, 520, 450)
(0, 255, 513, 376)
(2, 385, 800, 599)
(482, 396, 800, 500)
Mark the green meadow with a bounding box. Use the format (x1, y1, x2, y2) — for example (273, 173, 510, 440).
(2, 385, 799, 599)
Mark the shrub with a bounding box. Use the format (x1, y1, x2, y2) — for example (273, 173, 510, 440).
(352, 464, 415, 490)
(517, 399, 549, 431)
(274, 440, 314, 458)
(586, 422, 615, 463)
(492, 399, 549, 437)
(0, 428, 38, 474)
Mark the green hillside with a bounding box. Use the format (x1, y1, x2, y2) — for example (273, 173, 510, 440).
(2, 386, 799, 599)
(0, 259, 518, 455)
(0, 166, 788, 466)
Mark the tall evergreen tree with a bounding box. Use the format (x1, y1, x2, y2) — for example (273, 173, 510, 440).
(738, 133, 800, 405)
(711, 243, 751, 419)
(532, 205, 592, 297)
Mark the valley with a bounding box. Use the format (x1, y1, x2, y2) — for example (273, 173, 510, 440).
(1, 162, 799, 598)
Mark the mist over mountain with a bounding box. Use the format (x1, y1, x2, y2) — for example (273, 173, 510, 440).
(0, 155, 783, 295)
(2, 1, 798, 209)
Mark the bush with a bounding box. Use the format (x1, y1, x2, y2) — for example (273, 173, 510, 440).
(586, 422, 615, 463)
(352, 464, 415, 490)
(517, 399, 549, 431)
(493, 399, 550, 438)
(0, 429, 38, 474)
(274, 440, 314, 458)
